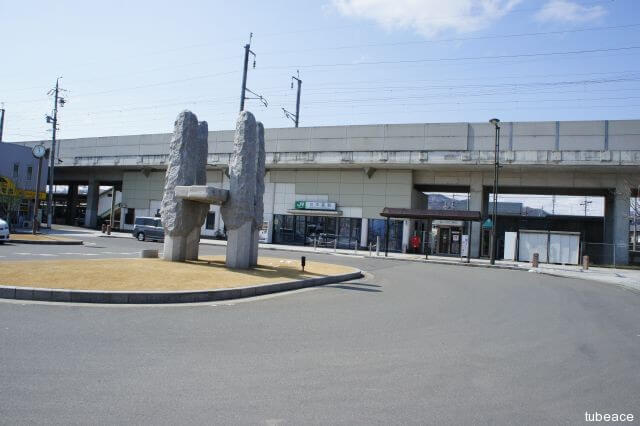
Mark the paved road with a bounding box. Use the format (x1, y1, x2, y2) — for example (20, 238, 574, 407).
(1, 236, 639, 424)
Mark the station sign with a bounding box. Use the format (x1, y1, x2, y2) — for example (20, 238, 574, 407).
(295, 200, 336, 211)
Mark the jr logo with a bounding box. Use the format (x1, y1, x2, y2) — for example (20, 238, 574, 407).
(295, 201, 306, 209)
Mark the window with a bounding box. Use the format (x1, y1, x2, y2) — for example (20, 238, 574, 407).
(206, 212, 216, 229)
(13, 163, 19, 179)
(368, 219, 404, 252)
(27, 166, 33, 181)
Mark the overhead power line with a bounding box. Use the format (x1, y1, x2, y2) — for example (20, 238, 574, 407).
(261, 23, 640, 56)
(263, 46, 640, 71)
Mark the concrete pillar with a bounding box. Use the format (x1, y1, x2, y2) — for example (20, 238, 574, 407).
(469, 176, 488, 258)
(360, 218, 368, 248)
(402, 219, 410, 253)
(65, 184, 78, 225)
(84, 180, 99, 228)
(612, 179, 630, 265)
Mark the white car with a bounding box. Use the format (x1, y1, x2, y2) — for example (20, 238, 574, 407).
(0, 219, 9, 244)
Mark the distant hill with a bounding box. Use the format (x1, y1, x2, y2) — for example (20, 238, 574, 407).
(427, 194, 548, 217)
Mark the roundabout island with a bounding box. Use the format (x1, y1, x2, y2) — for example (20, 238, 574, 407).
(0, 255, 361, 304)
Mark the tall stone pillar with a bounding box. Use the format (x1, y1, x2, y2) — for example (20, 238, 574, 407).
(160, 111, 209, 262)
(469, 175, 488, 258)
(612, 179, 630, 265)
(84, 179, 99, 228)
(250, 121, 266, 266)
(221, 111, 258, 269)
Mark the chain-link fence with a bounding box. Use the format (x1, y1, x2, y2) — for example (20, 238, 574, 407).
(581, 242, 632, 267)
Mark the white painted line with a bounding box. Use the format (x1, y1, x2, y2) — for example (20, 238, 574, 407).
(37, 254, 57, 257)
(81, 253, 99, 256)
(15, 253, 31, 255)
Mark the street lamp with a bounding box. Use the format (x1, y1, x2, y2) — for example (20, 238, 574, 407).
(489, 118, 500, 265)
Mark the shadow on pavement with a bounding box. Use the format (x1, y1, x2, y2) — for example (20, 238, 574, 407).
(326, 281, 382, 292)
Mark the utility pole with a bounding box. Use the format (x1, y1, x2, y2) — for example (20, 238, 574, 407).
(239, 33, 267, 112)
(45, 77, 66, 229)
(0, 105, 5, 142)
(580, 196, 592, 217)
(282, 71, 302, 127)
(489, 118, 501, 265)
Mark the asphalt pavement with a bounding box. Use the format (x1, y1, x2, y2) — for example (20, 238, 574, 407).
(1, 235, 639, 424)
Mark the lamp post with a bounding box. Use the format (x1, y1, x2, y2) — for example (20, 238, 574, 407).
(489, 118, 501, 265)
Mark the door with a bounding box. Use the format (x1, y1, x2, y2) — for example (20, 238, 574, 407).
(439, 228, 451, 254)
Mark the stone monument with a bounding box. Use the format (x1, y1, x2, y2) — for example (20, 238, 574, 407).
(160, 111, 210, 261)
(251, 121, 266, 266)
(221, 111, 263, 269)
(160, 109, 265, 269)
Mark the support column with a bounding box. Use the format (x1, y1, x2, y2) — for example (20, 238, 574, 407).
(402, 219, 410, 253)
(65, 184, 78, 226)
(360, 218, 368, 249)
(469, 175, 488, 258)
(84, 179, 99, 228)
(612, 179, 630, 265)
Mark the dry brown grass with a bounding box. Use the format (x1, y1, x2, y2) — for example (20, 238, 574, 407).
(0, 255, 357, 291)
(11, 234, 75, 242)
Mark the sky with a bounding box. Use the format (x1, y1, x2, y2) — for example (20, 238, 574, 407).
(2, 0, 638, 213)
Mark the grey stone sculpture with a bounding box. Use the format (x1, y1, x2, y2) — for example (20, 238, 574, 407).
(161, 110, 265, 269)
(251, 121, 266, 266)
(221, 111, 262, 269)
(160, 111, 210, 261)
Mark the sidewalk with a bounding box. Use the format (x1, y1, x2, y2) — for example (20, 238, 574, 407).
(43, 225, 640, 293)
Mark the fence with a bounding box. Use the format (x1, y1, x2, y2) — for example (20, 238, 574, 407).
(581, 242, 633, 267)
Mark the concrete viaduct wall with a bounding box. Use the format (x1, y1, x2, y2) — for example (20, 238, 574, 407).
(13, 119, 640, 263)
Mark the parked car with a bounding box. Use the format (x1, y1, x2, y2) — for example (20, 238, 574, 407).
(0, 218, 9, 243)
(132, 217, 164, 242)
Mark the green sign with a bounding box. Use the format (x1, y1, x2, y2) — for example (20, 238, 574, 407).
(482, 218, 493, 229)
(294, 200, 337, 211)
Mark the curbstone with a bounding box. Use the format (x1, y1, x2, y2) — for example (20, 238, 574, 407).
(0, 286, 16, 299)
(140, 249, 159, 259)
(0, 270, 363, 305)
(9, 239, 83, 245)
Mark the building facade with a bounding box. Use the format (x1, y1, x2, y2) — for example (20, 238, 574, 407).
(0, 143, 48, 226)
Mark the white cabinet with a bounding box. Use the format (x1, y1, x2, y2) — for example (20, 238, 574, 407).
(548, 232, 580, 265)
(504, 232, 518, 261)
(517, 230, 581, 265)
(518, 231, 549, 263)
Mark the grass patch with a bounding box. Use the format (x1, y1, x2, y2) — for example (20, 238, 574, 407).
(0, 255, 357, 291)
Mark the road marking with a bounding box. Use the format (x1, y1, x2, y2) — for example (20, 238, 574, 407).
(81, 253, 99, 256)
(37, 254, 57, 257)
(15, 253, 31, 255)
(60, 252, 84, 255)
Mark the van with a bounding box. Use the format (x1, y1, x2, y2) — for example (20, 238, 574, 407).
(132, 217, 164, 242)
